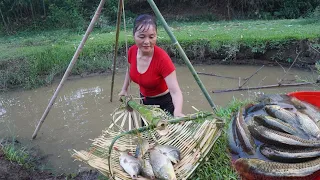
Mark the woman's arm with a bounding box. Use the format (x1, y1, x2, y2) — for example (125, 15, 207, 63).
(119, 67, 131, 96)
(164, 70, 184, 117)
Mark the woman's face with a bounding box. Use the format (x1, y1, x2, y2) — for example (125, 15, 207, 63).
(134, 24, 157, 55)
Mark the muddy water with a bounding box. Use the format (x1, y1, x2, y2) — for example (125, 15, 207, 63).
(0, 65, 318, 174)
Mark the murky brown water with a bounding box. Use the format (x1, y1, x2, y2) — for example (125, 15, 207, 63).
(0, 65, 318, 174)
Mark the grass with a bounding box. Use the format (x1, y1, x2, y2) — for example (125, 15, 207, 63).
(0, 138, 35, 169)
(192, 98, 250, 179)
(0, 18, 320, 90)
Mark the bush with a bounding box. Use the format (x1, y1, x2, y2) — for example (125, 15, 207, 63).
(46, 3, 85, 30)
(311, 6, 320, 19)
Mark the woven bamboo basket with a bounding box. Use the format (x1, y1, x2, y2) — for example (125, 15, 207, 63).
(72, 97, 224, 180)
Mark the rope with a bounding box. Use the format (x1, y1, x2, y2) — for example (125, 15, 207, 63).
(121, 0, 132, 94)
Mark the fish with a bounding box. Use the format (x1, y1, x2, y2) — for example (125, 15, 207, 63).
(253, 115, 297, 135)
(245, 98, 274, 115)
(227, 116, 241, 155)
(234, 107, 255, 155)
(257, 94, 287, 103)
(149, 149, 177, 180)
(260, 144, 320, 163)
(248, 123, 320, 148)
(264, 105, 298, 125)
(291, 97, 320, 124)
(135, 139, 150, 159)
(295, 111, 320, 139)
(264, 105, 319, 139)
(234, 157, 320, 180)
(140, 159, 155, 179)
(154, 145, 181, 164)
(119, 152, 141, 179)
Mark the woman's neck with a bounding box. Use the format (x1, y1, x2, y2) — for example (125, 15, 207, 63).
(138, 48, 154, 58)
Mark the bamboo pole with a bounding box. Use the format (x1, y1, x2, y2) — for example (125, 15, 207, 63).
(212, 82, 318, 93)
(146, 0, 217, 113)
(110, 0, 123, 102)
(197, 72, 249, 80)
(32, 0, 106, 140)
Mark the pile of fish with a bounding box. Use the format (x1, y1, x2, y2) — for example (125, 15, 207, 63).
(118, 139, 181, 180)
(228, 94, 320, 180)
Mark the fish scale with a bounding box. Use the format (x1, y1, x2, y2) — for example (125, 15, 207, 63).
(248, 123, 320, 148)
(149, 149, 176, 180)
(235, 157, 320, 179)
(260, 144, 320, 163)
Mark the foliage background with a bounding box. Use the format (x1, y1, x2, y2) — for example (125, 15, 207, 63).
(0, 0, 320, 34)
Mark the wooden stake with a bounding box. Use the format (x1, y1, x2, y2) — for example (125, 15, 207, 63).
(32, 0, 106, 140)
(239, 65, 264, 88)
(197, 72, 248, 80)
(278, 51, 301, 85)
(109, 0, 123, 102)
(212, 82, 317, 93)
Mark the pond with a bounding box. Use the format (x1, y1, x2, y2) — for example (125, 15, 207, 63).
(0, 65, 318, 174)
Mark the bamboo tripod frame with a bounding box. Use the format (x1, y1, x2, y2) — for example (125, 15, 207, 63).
(32, 0, 217, 139)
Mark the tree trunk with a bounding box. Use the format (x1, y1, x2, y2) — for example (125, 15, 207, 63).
(42, 0, 46, 17)
(0, 6, 8, 29)
(30, 0, 34, 20)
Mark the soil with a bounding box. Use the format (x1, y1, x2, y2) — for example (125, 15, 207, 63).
(0, 140, 102, 180)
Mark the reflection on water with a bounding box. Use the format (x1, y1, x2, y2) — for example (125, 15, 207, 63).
(0, 65, 318, 174)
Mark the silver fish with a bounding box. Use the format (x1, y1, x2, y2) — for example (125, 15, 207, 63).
(140, 159, 155, 179)
(253, 115, 297, 135)
(154, 145, 181, 164)
(296, 111, 320, 139)
(149, 149, 177, 180)
(291, 97, 320, 124)
(264, 105, 298, 125)
(119, 152, 141, 179)
(248, 123, 320, 147)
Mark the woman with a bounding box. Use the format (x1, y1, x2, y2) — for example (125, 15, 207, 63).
(119, 14, 184, 118)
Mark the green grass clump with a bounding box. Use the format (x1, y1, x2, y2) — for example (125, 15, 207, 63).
(1, 139, 34, 169)
(192, 98, 250, 179)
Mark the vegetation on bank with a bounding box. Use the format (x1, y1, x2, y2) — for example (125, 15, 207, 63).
(1, 18, 320, 91)
(1, 0, 319, 35)
(192, 98, 247, 179)
(0, 139, 36, 169)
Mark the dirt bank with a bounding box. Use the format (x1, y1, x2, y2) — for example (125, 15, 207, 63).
(0, 139, 102, 180)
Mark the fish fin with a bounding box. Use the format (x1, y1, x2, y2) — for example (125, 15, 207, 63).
(124, 158, 128, 163)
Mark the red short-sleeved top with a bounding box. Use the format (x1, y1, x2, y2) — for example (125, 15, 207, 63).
(128, 45, 175, 97)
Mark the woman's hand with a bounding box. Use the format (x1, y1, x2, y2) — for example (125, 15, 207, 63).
(174, 111, 185, 118)
(118, 89, 128, 97)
